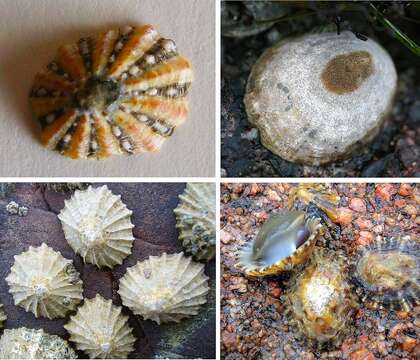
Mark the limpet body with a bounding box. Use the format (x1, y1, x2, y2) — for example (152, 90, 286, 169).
(64, 294, 136, 358)
(5, 243, 83, 319)
(58, 185, 135, 268)
(0, 327, 77, 359)
(29, 24, 193, 159)
(237, 211, 322, 277)
(353, 235, 419, 311)
(118, 252, 209, 324)
(174, 183, 216, 262)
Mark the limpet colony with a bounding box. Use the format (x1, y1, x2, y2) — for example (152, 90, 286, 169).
(5, 243, 83, 319)
(118, 252, 209, 324)
(174, 183, 216, 262)
(353, 235, 419, 311)
(0, 303, 6, 328)
(29, 24, 193, 159)
(0, 327, 77, 359)
(64, 294, 136, 359)
(283, 249, 358, 348)
(58, 185, 135, 268)
(238, 211, 322, 277)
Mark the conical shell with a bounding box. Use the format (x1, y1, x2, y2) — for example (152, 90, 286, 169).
(5, 243, 83, 319)
(174, 183, 216, 262)
(58, 185, 135, 268)
(0, 327, 77, 359)
(29, 24, 193, 159)
(64, 294, 136, 359)
(118, 252, 209, 324)
(0, 304, 6, 328)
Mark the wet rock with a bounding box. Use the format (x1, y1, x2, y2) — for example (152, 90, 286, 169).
(356, 231, 374, 246)
(336, 207, 353, 225)
(375, 184, 397, 201)
(349, 198, 367, 213)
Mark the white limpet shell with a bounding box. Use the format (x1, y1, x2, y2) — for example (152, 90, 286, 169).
(5, 243, 83, 319)
(0, 303, 6, 328)
(174, 183, 216, 262)
(0, 327, 77, 359)
(58, 185, 135, 269)
(118, 252, 209, 324)
(64, 294, 136, 359)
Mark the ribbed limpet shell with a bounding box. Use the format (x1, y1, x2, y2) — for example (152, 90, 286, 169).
(58, 185, 135, 268)
(64, 294, 136, 359)
(0, 327, 77, 359)
(238, 211, 322, 277)
(174, 183, 216, 262)
(5, 243, 83, 319)
(118, 252, 209, 324)
(353, 235, 419, 311)
(29, 24, 193, 159)
(0, 303, 6, 328)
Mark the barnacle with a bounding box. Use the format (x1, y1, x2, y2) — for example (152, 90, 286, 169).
(237, 211, 322, 277)
(353, 235, 419, 311)
(283, 249, 358, 348)
(5, 243, 83, 319)
(29, 24, 193, 159)
(0, 303, 6, 328)
(58, 185, 135, 268)
(0, 327, 77, 359)
(64, 294, 136, 358)
(118, 252, 209, 324)
(174, 183, 216, 262)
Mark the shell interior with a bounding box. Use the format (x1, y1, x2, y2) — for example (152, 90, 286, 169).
(118, 252, 209, 324)
(58, 185, 135, 268)
(174, 183, 216, 262)
(238, 211, 322, 276)
(29, 24, 193, 159)
(64, 294, 136, 359)
(5, 243, 83, 319)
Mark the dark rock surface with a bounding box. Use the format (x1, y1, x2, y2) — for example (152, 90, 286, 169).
(0, 183, 216, 359)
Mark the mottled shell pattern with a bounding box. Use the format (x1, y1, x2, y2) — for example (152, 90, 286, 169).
(58, 185, 135, 268)
(283, 249, 358, 348)
(0, 303, 6, 328)
(119, 252, 209, 324)
(29, 24, 193, 159)
(0, 327, 77, 359)
(5, 243, 83, 319)
(64, 294, 136, 359)
(352, 235, 419, 311)
(174, 183, 216, 262)
(238, 211, 322, 277)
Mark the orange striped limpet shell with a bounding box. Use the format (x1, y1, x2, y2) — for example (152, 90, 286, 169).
(29, 24, 193, 159)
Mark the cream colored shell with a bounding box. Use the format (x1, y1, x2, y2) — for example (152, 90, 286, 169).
(64, 294, 136, 359)
(0, 303, 6, 328)
(5, 243, 83, 319)
(0, 327, 77, 359)
(118, 252, 209, 324)
(58, 185, 135, 268)
(174, 183, 216, 262)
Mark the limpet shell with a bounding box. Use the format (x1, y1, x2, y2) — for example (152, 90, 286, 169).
(5, 243, 83, 319)
(174, 183, 216, 262)
(0, 327, 77, 359)
(238, 211, 322, 277)
(58, 185, 135, 268)
(118, 252, 209, 324)
(0, 303, 6, 328)
(64, 294, 136, 359)
(29, 24, 193, 159)
(283, 249, 358, 348)
(353, 235, 419, 311)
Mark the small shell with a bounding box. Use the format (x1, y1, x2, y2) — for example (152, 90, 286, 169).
(174, 183, 216, 262)
(58, 185, 135, 268)
(29, 24, 193, 159)
(118, 252, 209, 324)
(0, 303, 6, 328)
(283, 249, 358, 348)
(5, 243, 83, 319)
(352, 235, 419, 311)
(0, 327, 77, 359)
(238, 211, 322, 277)
(64, 294, 136, 359)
